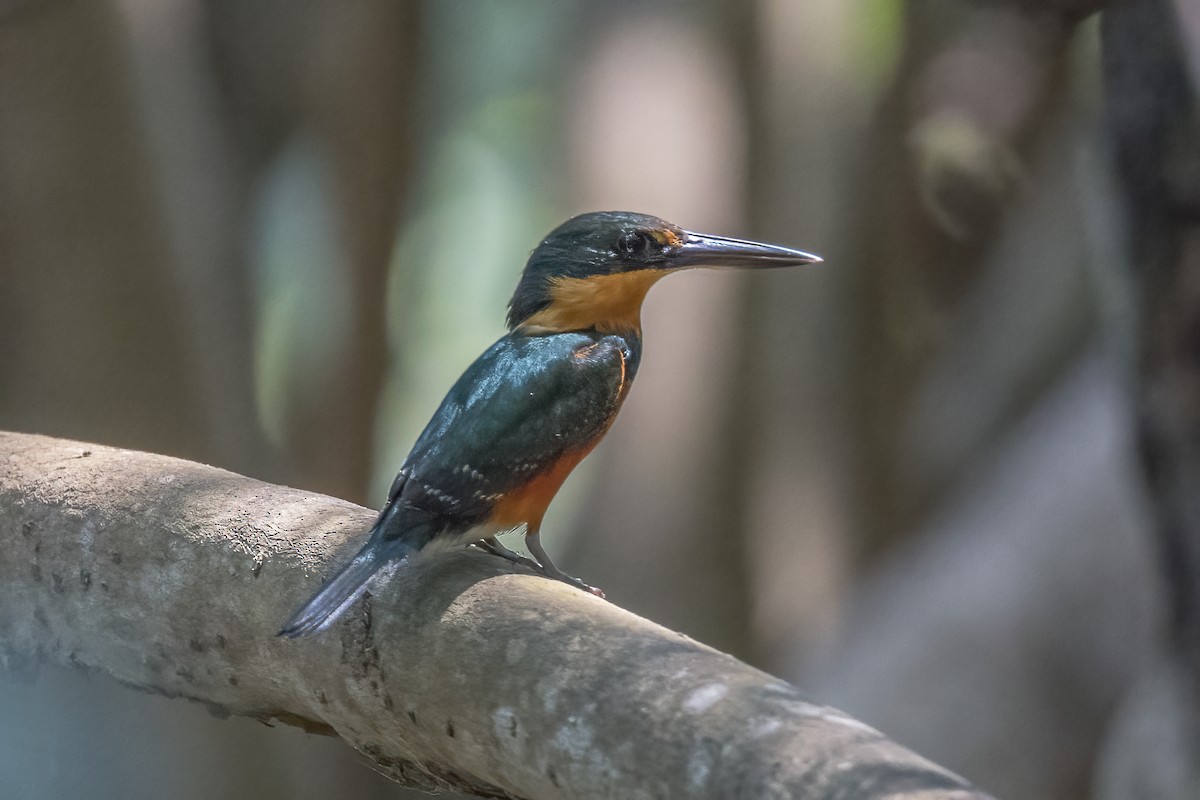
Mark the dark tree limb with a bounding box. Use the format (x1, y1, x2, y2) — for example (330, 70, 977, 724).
(0, 432, 992, 800)
(1106, 0, 1200, 681)
(1091, 3, 1200, 797)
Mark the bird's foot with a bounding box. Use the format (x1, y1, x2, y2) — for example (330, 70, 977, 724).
(472, 538, 542, 572)
(546, 571, 606, 599)
(523, 532, 606, 599)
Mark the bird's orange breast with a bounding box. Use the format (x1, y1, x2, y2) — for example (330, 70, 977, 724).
(487, 446, 594, 530)
(482, 336, 632, 532)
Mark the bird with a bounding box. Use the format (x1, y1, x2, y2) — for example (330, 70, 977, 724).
(279, 211, 820, 637)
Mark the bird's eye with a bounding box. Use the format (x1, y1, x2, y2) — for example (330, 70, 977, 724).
(616, 230, 655, 260)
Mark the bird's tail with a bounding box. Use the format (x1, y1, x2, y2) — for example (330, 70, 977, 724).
(278, 542, 404, 638)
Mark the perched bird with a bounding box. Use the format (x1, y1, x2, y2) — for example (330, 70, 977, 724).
(279, 211, 819, 637)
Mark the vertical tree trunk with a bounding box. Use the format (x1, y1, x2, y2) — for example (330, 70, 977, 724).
(0, 0, 210, 460)
(1102, 2, 1200, 795)
(840, 1, 1080, 565)
(562, 6, 757, 659)
(201, 0, 419, 504)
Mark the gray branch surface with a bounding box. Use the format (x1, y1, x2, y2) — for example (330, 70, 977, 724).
(0, 432, 992, 800)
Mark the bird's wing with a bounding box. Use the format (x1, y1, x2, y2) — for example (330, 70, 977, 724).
(378, 331, 631, 539)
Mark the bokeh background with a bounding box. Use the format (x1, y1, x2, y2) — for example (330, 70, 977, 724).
(2, 1, 1197, 798)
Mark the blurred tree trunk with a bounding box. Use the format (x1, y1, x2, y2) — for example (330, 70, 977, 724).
(0, 3, 422, 799)
(202, 0, 418, 504)
(116, 0, 273, 481)
(1098, 0, 1200, 796)
(562, 5, 758, 660)
(841, 0, 1085, 566)
(0, 0, 213, 461)
(749, 4, 1156, 800)
(726, 0, 871, 673)
(1108, 0, 1200, 684)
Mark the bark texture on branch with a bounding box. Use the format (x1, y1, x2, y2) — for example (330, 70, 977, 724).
(0, 432, 991, 800)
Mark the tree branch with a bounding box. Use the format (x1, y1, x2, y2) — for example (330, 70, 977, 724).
(0, 431, 992, 799)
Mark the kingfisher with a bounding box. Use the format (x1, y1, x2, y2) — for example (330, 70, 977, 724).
(280, 211, 819, 637)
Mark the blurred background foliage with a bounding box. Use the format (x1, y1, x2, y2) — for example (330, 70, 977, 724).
(1, 0, 1196, 798)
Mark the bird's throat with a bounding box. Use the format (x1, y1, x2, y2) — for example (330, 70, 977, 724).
(521, 270, 664, 335)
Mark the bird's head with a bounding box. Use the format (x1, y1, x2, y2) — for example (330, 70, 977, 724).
(507, 211, 820, 334)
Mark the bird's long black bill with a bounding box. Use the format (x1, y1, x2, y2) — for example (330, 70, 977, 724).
(672, 231, 822, 269)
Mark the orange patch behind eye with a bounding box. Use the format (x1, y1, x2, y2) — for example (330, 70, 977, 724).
(654, 229, 683, 248)
(521, 270, 664, 334)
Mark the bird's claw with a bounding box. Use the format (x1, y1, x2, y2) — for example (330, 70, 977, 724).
(566, 576, 606, 599)
(472, 539, 605, 598)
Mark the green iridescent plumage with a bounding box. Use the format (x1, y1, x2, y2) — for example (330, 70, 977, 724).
(280, 211, 818, 637)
